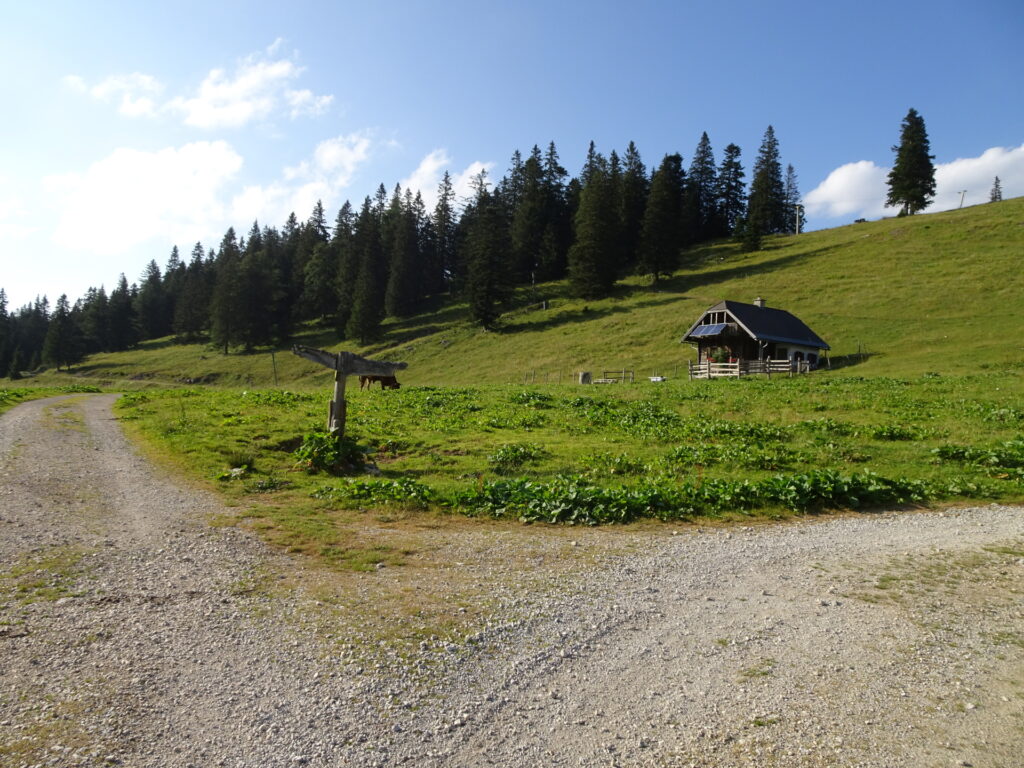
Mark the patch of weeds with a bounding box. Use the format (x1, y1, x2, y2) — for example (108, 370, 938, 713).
(579, 452, 649, 477)
(488, 443, 550, 474)
(293, 430, 368, 475)
(0, 546, 90, 606)
(312, 477, 435, 508)
(752, 717, 780, 727)
(244, 476, 292, 493)
(739, 658, 776, 679)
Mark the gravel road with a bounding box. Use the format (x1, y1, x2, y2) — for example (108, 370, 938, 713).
(1, 394, 1022, 767)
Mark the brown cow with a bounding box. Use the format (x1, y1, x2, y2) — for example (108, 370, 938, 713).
(359, 374, 401, 390)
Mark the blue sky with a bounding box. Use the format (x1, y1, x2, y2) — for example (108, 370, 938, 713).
(2, 0, 1022, 309)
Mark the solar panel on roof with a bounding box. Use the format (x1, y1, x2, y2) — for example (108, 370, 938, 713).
(690, 323, 727, 337)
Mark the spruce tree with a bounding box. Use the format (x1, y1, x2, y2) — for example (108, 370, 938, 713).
(173, 243, 211, 341)
(510, 146, 547, 284)
(135, 260, 167, 339)
(637, 154, 685, 285)
(717, 143, 746, 235)
(619, 141, 649, 269)
(108, 275, 139, 350)
(783, 164, 805, 234)
(990, 176, 1003, 203)
(886, 108, 936, 216)
(687, 132, 719, 241)
(464, 173, 512, 328)
(0, 288, 10, 378)
(346, 198, 387, 344)
(539, 141, 571, 281)
(747, 126, 787, 237)
(384, 193, 422, 318)
(568, 150, 618, 298)
(42, 294, 82, 371)
(432, 172, 458, 290)
(210, 228, 243, 353)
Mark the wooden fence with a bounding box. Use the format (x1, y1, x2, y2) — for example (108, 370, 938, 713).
(688, 359, 808, 380)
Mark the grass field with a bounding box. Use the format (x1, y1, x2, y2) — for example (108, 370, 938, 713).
(29, 196, 1024, 389)
(6, 198, 1023, 567)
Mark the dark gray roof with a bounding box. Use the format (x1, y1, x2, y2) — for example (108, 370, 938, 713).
(682, 300, 830, 350)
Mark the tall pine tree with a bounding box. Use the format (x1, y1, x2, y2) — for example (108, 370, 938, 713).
(716, 143, 746, 235)
(638, 154, 685, 285)
(886, 108, 936, 216)
(567, 149, 618, 298)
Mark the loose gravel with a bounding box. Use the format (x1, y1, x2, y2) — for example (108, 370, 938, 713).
(1, 394, 1022, 767)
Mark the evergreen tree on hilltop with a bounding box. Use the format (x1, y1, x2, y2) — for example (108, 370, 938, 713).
(886, 108, 936, 216)
(619, 141, 649, 269)
(79, 286, 110, 353)
(990, 176, 1003, 203)
(464, 171, 513, 329)
(0, 288, 10, 378)
(237, 222, 277, 349)
(783, 164, 805, 234)
(163, 245, 186, 333)
(432, 172, 458, 291)
(42, 294, 83, 371)
(637, 153, 686, 285)
(135, 260, 167, 340)
(567, 150, 618, 299)
(346, 197, 387, 344)
(384, 191, 423, 318)
(210, 228, 243, 353)
(538, 141, 571, 281)
(717, 143, 746, 235)
(173, 243, 211, 342)
(332, 201, 358, 337)
(108, 275, 139, 351)
(687, 132, 720, 240)
(510, 146, 547, 284)
(747, 126, 787, 239)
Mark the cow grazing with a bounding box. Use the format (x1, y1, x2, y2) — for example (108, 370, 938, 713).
(359, 374, 401, 390)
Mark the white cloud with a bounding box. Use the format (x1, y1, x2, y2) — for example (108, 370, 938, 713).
(65, 41, 333, 129)
(64, 72, 163, 117)
(805, 144, 1024, 223)
(167, 42, 333, 129)
(400, 149, 452, 206)
(451, 161, 495, 204)
(44, 142, 243, 255)
(0, 176, 35, 242)
(933, 144, 1024, 209)
(398, 149, 495, 209)
(233, 133, 372, 226)
(804, 160, 889, 219)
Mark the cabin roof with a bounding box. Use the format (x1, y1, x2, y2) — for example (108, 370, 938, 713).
(681, 300, 830, 350)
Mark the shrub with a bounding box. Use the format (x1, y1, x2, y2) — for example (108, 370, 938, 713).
(292, 430, 367, 474)
(488, 443, 549, 474)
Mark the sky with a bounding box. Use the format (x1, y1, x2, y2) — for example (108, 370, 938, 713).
(2, 0, 1022, 310)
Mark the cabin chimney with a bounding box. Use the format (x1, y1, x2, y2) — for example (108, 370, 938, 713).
(753, 296, 766, 308)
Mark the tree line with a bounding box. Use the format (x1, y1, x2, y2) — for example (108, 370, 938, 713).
(1, 127, 806, 377)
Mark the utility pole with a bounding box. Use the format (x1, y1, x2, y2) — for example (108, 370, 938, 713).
(958, 190, 967, 208)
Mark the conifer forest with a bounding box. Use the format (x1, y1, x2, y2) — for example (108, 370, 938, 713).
(0, 128, 805, 376)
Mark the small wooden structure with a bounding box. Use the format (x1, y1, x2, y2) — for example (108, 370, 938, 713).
(593, 369, 634, 384)
(681, 297, 829, 380)
(292, 346, 407, 436)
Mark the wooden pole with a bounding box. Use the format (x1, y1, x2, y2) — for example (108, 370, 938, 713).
(329, 367, 347, 434)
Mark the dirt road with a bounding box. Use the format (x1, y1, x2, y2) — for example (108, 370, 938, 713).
(2, 395, 1022, 767)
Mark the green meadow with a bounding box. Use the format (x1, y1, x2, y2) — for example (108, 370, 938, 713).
(7, 199, 1024, 568)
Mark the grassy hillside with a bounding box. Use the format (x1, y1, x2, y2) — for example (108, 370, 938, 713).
(41, 196, 1023, 389)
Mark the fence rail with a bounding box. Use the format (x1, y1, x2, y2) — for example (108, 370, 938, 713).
(689, 359, 809, 380)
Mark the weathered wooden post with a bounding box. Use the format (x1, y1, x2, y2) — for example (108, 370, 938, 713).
(291, 346, 408, 437)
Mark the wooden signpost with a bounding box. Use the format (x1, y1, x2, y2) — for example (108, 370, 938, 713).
(291, 345, 408, 436)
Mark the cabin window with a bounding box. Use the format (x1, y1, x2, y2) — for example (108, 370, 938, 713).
(808, 353, 818, 365)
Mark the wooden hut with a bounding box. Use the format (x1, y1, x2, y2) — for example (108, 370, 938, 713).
(681, 297, 829, 378)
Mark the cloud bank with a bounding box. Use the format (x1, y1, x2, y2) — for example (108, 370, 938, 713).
(805, 144, 1024, 223)
(65, 40, 333, 129)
